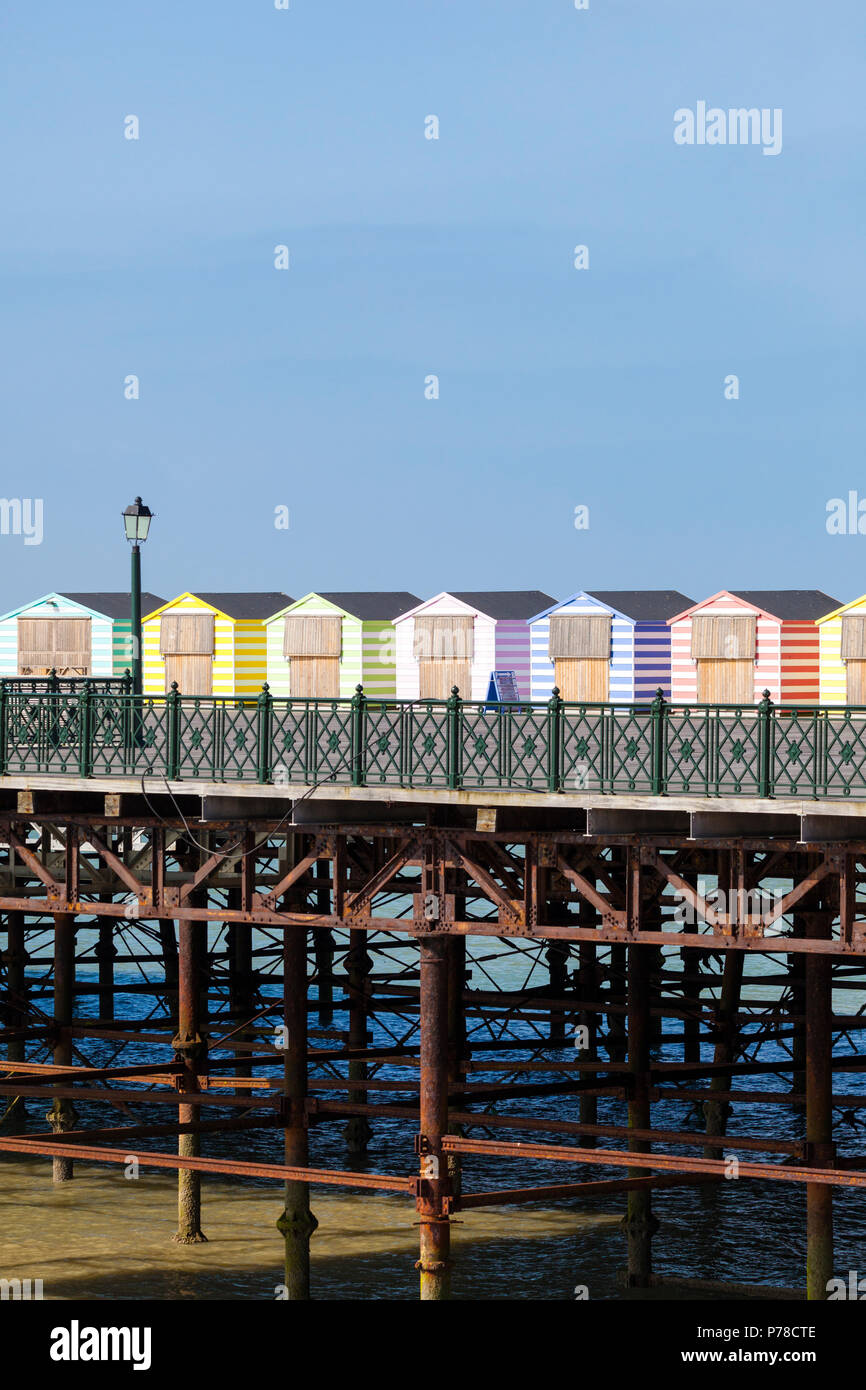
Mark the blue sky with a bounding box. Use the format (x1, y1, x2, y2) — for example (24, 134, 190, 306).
(0, 0, 863, 611)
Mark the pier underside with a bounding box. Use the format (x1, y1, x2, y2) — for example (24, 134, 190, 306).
(2, 781, 865, 1299)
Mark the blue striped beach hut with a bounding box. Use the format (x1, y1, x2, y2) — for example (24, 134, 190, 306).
(529, 591, 693, 703)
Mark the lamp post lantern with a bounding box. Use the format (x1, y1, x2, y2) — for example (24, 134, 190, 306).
(122, 497, 153, 697)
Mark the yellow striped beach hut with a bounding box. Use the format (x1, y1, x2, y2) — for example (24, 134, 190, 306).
(817, 594, 866, 705)
(142, 592, 291, 698)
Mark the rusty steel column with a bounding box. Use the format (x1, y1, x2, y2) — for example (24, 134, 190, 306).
(172, 919, 207, 1243)
(805, 912, 834, 1300)
(445, 933, 466, 1196)
(789, 918, 807, 1112)
(49, 915, 76, 1182)
(315, 861, 335, 1026)
(417, 935, 451, 1300)
(682, 946, 701, 1064)
(227, 889, 253, 1089)
(703, 949, 744, 1159)
(607, 943, 627, 1063)
(95, 919, 117, 1023)
(343, 929, 372, 1155)
(276, 923, 317, 1298)
(546, 940, 569, 1045)
(159, 919, 179, 1024)
(624, 939, 656, 1286)
(2, 911, 28, 1131)
(578, 939, 598, 1146)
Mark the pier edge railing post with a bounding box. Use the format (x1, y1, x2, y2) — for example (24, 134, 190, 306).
(547, 686, 563, 793)
(77, 681, 93, 778)
(167, 682, 181, 781)
(257, 682, 273, 783)
(651, 687, 666, 796)
(447, 686, 462, 791)
(758, 688, 774, 799)
(351, 683, 366, 787)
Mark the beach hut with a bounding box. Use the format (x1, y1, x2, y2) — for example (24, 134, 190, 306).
(265, 591, 420, 699)
(816, 594, 866, 704)
(668, 590, 839, 705)
(529, 591, 693, 702)
(0, 591, 164, 678)
(142, 592, 291, 698)
(394, 592, 555, 701)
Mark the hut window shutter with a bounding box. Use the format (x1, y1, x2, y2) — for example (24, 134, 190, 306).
(690, 615, 755, 660)
(841, 616, 866, 661)
(413, 616, 474, 661)
(282, 615, 342, 659)
(18, 617, 91, 672)
(548, 614, 610, 659)
(160, 615, 215, 656)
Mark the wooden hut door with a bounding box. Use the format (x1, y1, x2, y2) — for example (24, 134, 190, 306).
(414, 615, 474, 700)
(419, 659, 472, 700)
(691, 615, 756, 704)
(842, 616, 866, 704)
(164, 655, 212, 697)
(554, 658, 609, 702)
(160, 615, 215, 696)
(283, 615, 342, 698)
(696, 661, 752, 704)
(548, 614, 610, 701)
(18, 617, 91, 675)
(289, 657, 339, 698)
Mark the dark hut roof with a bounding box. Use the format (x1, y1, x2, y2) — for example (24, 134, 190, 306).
(317, 592, 421, 620)
(729, 591, 841, 620)
(193, 593, 293, 619)
(449, 591, 558, 619)
(63, 593, 165, 619)
(587, 591, 695, 622)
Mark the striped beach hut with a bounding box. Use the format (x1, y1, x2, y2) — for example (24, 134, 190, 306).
(669, 590, 839, 705)
(0, 591, 164, 678)
(142, 592, 291, 698)
(529, 591, 692, 702)
(816, 594, 866, 704)
(394, 592, 555, 701)
(265, 592, 420, 699)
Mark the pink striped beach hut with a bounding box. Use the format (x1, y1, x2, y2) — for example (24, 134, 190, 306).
(393, 591, 556, 701)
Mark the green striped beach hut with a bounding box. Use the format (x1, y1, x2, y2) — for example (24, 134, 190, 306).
(0, 591, 164, 679)
(265, 592, 420, 699)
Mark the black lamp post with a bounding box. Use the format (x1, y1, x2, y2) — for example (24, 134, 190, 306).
(122, 497, 153, 697)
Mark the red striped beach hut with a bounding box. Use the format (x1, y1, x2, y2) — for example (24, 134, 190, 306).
(668, 590, 839, 705)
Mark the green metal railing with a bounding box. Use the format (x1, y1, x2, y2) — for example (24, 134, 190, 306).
(3, 683, 866, 800)
(0, 671, 132, 696)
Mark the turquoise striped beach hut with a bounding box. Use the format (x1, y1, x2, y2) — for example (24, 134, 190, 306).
(529, 591, 693, 703)
(0, 591, 164, 679)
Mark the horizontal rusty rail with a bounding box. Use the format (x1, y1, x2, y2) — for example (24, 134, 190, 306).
(0, 1135, 415, 1192)
(441, 1135, 866, 1189)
